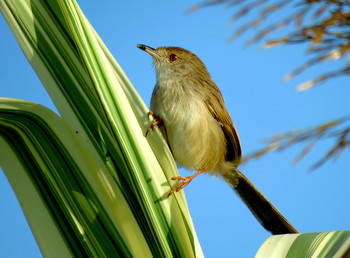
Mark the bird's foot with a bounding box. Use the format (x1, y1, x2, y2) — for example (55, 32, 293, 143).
(168, 170, 205, 197)
(146, 111, 163, 136)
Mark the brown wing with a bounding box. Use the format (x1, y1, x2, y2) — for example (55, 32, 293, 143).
(204, 88, 242, 164)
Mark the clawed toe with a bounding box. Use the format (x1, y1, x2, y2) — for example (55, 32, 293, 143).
(145, 111, 163, 136)
(168, 177, 192, 196)
(167, 170, 205, 197)
(145, 110, 173, 154)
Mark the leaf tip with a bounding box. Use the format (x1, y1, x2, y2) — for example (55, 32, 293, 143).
(283, 73, 293, 82)
(328, 49, 341, 61)
(297, 80, 314, 91)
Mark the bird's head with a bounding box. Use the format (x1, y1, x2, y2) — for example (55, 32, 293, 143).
(137, 44, 210, 82)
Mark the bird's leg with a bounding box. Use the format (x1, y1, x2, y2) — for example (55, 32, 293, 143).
(168, 169, 205, 197)
(146, 110, 163, 136)
(146, 111, 172, 154)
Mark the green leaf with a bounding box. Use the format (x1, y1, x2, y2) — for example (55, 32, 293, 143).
(0, 0, 203, 256)
(256, 231, 350, 257)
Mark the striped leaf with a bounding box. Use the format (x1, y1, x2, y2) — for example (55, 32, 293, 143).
(256, 231, 350, 257)
(0, 0, 203, 257)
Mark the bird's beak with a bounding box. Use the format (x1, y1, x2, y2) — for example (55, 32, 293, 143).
(137, 44, 161, 58)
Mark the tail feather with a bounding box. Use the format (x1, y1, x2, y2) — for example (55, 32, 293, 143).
(224, 169, 298, 235)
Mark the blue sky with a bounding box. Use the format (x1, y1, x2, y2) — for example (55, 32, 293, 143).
(1, 1, 349, 257)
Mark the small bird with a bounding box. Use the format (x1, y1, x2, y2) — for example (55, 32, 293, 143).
(137, 44, 298, 235)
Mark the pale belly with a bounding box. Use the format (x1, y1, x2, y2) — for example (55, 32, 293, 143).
(153, 97, 227, 174)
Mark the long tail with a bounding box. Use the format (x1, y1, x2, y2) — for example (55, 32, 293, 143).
(224, 169, 298, 235)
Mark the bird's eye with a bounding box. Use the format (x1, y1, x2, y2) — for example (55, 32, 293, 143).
(169, 54, 178, 62)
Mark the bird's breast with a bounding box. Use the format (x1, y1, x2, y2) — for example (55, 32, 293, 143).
(150, 81, 227, 173)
